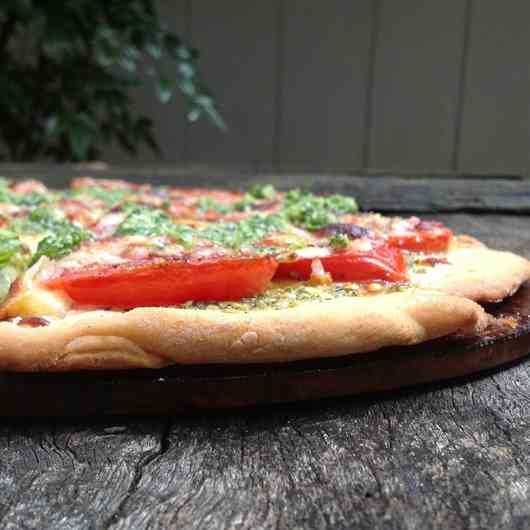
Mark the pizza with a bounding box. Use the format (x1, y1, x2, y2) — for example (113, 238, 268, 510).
(0, 176, 528, 371)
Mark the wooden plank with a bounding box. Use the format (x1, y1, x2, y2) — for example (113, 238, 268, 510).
(368, 0, 467, 172)
(458, 1, 530, 175)
(187, 1, 276, 171)
(102, 1, 188, 163)
(279, 0, 373, 173)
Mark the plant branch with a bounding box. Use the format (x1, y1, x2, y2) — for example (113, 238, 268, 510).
(0, 14, 16, 57)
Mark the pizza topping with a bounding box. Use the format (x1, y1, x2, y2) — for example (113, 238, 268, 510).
(337, 213, 453, 253)
(0, 178, 459, 316)
(114, 204, 192, 242)
(282, 189, 358, 230)
(2, 259, 72, 318)
(415, 255, 450, 267)
(275, 241, 407, 283)
(329, 233, 351, 250)
(0, 178, 53, 207)
(14, 316, 50, 327)
(9, 208, 93, 265)
(71, 185, 132, 208)
(0, 229, 32, 300)
(387, 221, 452, 253)
(41, 255, 278, 309)
(309, 259, 333, 285)
(183, 281, 408, 313)
(320, 223, 371, 240)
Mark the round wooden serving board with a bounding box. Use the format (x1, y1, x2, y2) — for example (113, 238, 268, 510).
(2, 283, 530, 417)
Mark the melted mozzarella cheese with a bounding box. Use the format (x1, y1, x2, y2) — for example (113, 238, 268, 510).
(3, 259, 71, 318)
(19, 234, 45, 254)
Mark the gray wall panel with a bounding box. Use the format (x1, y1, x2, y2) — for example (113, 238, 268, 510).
(279, 0, 373, 173)
(459, 0, 530, 175)
(367, 0, 467, 172)
(98, 1, 530, 177)
(187, 1, 277, 170)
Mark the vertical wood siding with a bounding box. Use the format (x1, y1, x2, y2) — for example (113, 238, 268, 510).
(458, 0, 530, 175)
(104, 0, 530, 177)
(367, 0, 467, 172)
(188, 1, 277, 170)
(278, 0, 373, 173)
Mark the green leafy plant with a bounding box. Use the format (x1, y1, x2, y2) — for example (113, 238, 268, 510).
(0, 0, 224, 162)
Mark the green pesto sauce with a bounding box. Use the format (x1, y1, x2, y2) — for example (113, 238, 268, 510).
(0, 229, 33, 302)
(181, 283, 364, 312)
(0, 179, 53, 207)
(10, 208, 92, 264)
(0, 181, 361, 267)
(112, 185, 359, 250)
(182, 282, 410, 313)
(195, 184, 277, 215)
(114, 204, 193, 244)
(0, 229, 30, 269)
(195, 197, 232, 214)
(196, 214, 287, 249)
(114, 206, 288, 251)
(192, 185, 358, 231)
(71, 186, 132, 207)
(282, 189, 358, 230)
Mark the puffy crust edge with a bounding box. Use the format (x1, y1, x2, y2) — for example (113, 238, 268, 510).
(416, 235, 530, 303)
(0, 290, 487, 371)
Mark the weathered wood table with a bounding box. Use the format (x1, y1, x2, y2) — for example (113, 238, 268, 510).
(1, 169, 530, 529)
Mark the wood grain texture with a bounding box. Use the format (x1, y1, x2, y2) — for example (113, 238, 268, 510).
(367, 0, 467, 172)
(1, 213, 530, 529)
(278, 0, 373, 173)
(187, 1, 277, 171)
(458, 0, 530, 175)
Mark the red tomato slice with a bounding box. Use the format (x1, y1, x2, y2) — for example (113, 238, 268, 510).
(43, 256, 278, 309)
(388, 225, 452, 253)
(274, 244, 407, 283)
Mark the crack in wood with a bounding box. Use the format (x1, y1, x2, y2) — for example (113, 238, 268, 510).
(105, 417, 172, 528)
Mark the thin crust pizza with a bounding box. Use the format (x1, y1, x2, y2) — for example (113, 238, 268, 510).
(0, 177, 526, 371)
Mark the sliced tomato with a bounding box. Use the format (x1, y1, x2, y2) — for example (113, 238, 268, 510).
(43, 256, 278, 309)
(274, 243, 407, 283)
(388, 224, 452, 253)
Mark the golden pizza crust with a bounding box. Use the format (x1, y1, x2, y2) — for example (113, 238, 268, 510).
(0, 290, 487, 371)
(412, 236, 530, 303)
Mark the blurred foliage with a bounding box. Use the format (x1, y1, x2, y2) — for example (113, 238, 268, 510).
(0, 0, 224, 162)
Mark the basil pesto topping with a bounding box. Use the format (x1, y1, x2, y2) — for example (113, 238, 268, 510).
(72, 186, 132, 207)
(196, 214, 287, 249)
(0, 179, 52, 207)
(195, 184, 278, 215)
(183, 281, 409, 313)
(113, 185, 359, 252)
(329, 233, 351, 250)
(183, 282, 363, 312)
(0, 229, 32, 301)
(115, 204, 193, 244)
(10, 208, 92, 264)
(114, 205, 288, 251)
(0, 179, 365, 305)
(282, 189, 358, 230)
